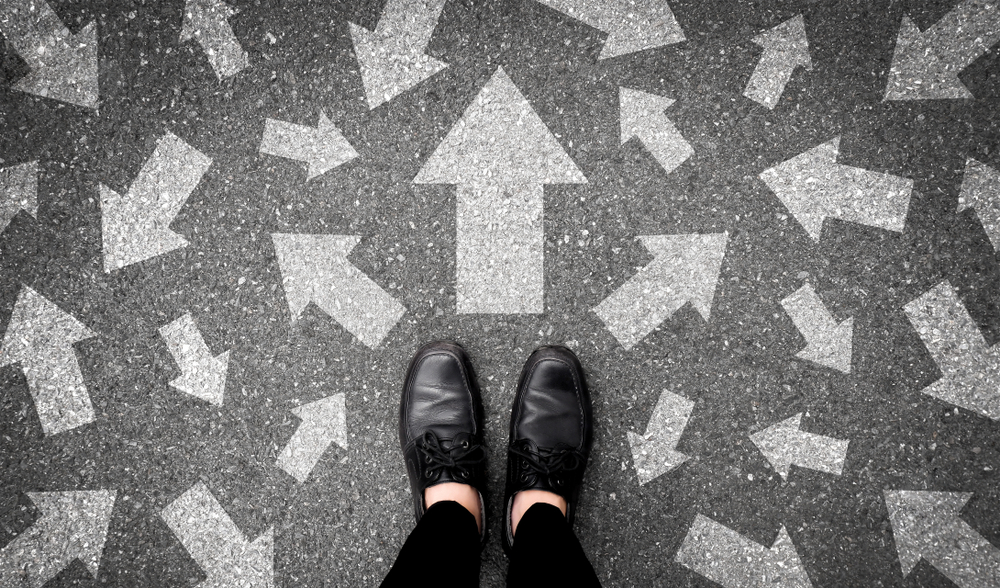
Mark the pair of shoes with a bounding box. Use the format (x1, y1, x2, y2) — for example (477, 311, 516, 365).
(399, 341, 593, 553)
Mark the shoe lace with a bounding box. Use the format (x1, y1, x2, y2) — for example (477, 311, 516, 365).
(419, 431, 485, 482)
(510, 441, 584, 488)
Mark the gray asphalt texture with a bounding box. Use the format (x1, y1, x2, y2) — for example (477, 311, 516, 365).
(2, 0, 1000, 587)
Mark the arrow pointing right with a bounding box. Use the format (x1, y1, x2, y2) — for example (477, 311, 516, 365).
(0, 490, 116, 588)
(759, 137, 913, 241)
(1, 161, 38, 232)
(619, 87, 693, 175)
(885, 490, 1000, 587)
(259, 113, 359, 180)
(780, 283, 853, 373)
(750, 413, 849, 479)
(958, 158, 1000, 251)
(593, 233, 728, 350)
(743, 15, 813, 109)
(276, 393, 348, 483)
(675, 514, 814, 588)
(535, 0, 686, 60)
(0, 0, 99, 109)
(627, 390, 694, 485)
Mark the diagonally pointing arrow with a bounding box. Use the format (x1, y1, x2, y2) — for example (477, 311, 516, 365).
(780, 283, 853, 373)
(101, 132, 212, 272)
(180, 0, 248, 80)
(627, 390, 694, 485)
(159, 313, 229, 406)
(904, 281, 1000, 421)
(0, 0, 99, 109)
(744, 15, 812, 110)
(593, 233, 728, 350)
(619, 87, 692, 175)
(675, 514, 814, 588)
(414, 66, 586, 314)
(750, 413, 849, 479)
(259, 113, 359, 180)
(759, 137, 913, 241)
(885, 490, 1000, 588)
(271, 233, 406, 348)
(276, 393, 348, 483)
(0, 490, 116, 588)
(349, 0, 448, 109)
(0, 286, 96, 436)
(885, 1, 1000, 101)
(535, 0, 686, 60)
(161, 483, 273, 588)
(1, 161, 38, 232)
(958, 158, 1000, 251)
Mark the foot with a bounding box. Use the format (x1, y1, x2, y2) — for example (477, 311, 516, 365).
(503, 346, 592, 553)
(400, 341, 487, 543)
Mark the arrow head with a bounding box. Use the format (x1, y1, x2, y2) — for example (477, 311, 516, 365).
(752, 15, 812, 68)
(291, 393, 348, 451)
(1, 160, 39, 231)
(619, 87, 676, 145)
(750, 413, 803, 479)
(884, 490, 972, 575)
(640, 233, 728, 320)
(181, 0, 238, 41)
(349, 21, 448, 109)
(884, 16, 972, 101)
(14, 21, 99, 110)
(100, 184, 189, 272)
(309, 113, 360, 179)
(25, 490, 116, 579)
(169, 350, 229, 406)
(598, 0, 686, 59)
(1, 286, 95, 364)
(271, 234, 359, 320)
(796, 316, 853, 373)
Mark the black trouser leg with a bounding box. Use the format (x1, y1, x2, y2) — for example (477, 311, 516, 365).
(507, 503, 602, 588)
(380, 501, 481, 588)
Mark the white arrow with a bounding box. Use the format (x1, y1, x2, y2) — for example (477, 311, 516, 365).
(619, 87, 692, 175)
(162, 483, 273, 588)
(743, 15, 812, 110)
(750, 413, 849, 479)
(1, 161, 38, 232)
(0, 286, 96, 436)
(627, 390, 693, 485)
(885, 1, 1000, 101)
(271, 233, 406, 348)
(958, 158, 1000, 251)
(535, 0, 685, 60)
(904, 280, 1000, 420)
(180, 0, 248, 80)
(759, 137, 913, 241)
(593, 233, 728, 350)
(780, 283, 853, 373)
(414, 66, 587, 314)
(276, 393, 348, 483)
(101, 132, 212, 272)
(159, 314, 229, 406)
(0, 490, 116, 588)
(259, 113, 359, 180)
(349, 0, 448, 109)
(0, 0, 98, 109)
(675, 514, 813, 588)
(885, 491, 1000, 587)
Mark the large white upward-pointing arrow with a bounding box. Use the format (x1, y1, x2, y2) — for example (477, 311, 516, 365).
(0, 490, 116, 588)
(958, 158, 1000, 251)
(780, 283, 853, 373)
(675, 514, 814, 588)
(271, 233, 406, 348)
(593, 233, 728, 350)
(180, 0, 249, 80)
(885, 1, 1000, 101)
(885, 491, 1000, 588)
(904, 281, 1000, 421)
(0, 286, 97, 436)
(276, 393, 348, 483)
(627, 390, 694, 485)
(350, 0, 449, 109)
(750, 413, 849, 479)
(159, 313, 229, 406)
(0, 0, 99, 109)
(101, 132, 212, 272)
(619, 87, 692, 175)
(259, 113, 359, 180)
(760, 137, 913, 241)
(414, 67, 586, 314)
(161, 483, 273, 588)
(743, 15, 812, 109)
(535, 0, 686, 59)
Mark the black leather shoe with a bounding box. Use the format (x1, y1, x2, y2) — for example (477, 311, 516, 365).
(399, 341, 487, 545)
(503, 345, 592, 554)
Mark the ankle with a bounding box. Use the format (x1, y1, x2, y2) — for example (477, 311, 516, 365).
(425, 482, 482, 533)
(511, 489, 567, 535)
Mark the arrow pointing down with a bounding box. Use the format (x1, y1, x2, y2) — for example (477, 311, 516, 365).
(159, 313, 229, 406)
(780, 283, 853, 373)
(276, 393, 348, 483)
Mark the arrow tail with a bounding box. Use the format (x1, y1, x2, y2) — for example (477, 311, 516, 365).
(927, 0, 1000, 68)
(161, 483, 253, 574)
(276, 393, 347, 483)
(628, 390, 693, 484)
(374, 0, 447, 47)
(796, 432, 849, 476)
(260, 119, 317, 165)
(744, 50, 797, 109)
(641, 119, 693, 175)
(182, 0, 248, 79)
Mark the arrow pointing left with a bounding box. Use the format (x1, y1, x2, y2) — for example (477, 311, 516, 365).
(180, 0, 248, 80)
(162, 483, 273, 588)
(885, 490, 1000, 588)
(750, 413, 849, 479)
(743, 15, 812, 109)
(0, 286, 97, 436)
(0, 490, 116, 588)
(760, 137, 913, 241)
(159, 314, 229, 406)
(0, 0, 98, 109)
(535, 0, 686, 60)
(1, 161, 38, 232)
(101, 132, 212, 272)
(619, 87, 692, 175)
(627, 390, 694, 485)
(259, 112, 359, 180)
(276, 393, 348, 483)
(780, 283, 853, 373)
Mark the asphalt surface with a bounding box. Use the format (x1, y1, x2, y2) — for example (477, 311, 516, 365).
(1, 0, 1000, 587)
